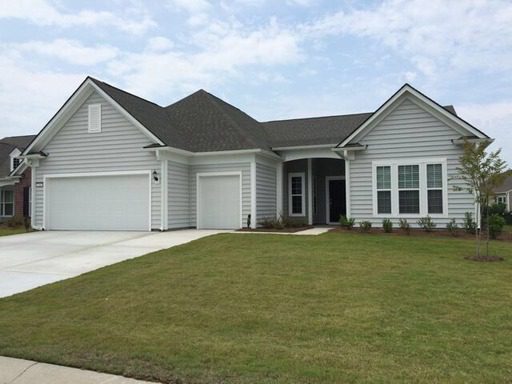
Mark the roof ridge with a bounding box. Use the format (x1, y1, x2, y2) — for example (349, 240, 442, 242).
(203, 91, 265, 149)
(88, 77, 164, 109)
(263, 111, 373, 124)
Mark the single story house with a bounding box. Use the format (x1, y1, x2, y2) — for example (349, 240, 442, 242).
(18, 77, 491, 231)
(0, 135, 35, 222)
(492, 175, 512, 211)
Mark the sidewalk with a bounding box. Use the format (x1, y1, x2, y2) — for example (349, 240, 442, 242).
(0, 356, 157, 384)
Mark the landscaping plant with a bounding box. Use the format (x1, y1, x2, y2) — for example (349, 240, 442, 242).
(488, 214, 506, 239)
(359, 221, 372, 232)
(446, 218, 459, 236)
(454, 141, 509, 259)
(463, 212, 477, 234)
(417, 216, 436, 232)
(382, 218, 393, 233)
(339, 215, 355, 230)
(399, 218, 410, 234)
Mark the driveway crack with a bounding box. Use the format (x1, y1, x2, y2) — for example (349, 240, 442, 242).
(8, 361, 38, 383)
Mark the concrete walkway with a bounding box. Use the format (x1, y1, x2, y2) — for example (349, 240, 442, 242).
(235, 226, 333, 236)
(0, 229, 227, 298)
(0, 356, 157, 384)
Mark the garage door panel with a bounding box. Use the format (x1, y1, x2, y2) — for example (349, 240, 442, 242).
(198, 175, 240, 229)
(46, 174, 149, 231)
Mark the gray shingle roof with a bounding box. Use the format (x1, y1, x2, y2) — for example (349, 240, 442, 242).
(495, 175, 512, 193)
(0, 135, 35, 178)
(88, 77, 466, 152)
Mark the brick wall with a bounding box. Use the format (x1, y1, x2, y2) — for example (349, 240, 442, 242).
(14, 168, 31, 218)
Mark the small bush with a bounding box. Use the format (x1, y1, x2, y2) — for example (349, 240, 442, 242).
(446, 218, 459, 236)
(382, 218, 393, 233)
(399, 218, 410, 234)
(488, 214, 505, 239)
(340, 215, 355, 230)
(359, 221, 372, 233)
(463, 212, 477, 234)
(417, 216, 436, 232)
(258, 216, 284, 229)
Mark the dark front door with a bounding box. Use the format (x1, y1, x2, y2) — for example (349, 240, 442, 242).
(328, 178, 346, 223)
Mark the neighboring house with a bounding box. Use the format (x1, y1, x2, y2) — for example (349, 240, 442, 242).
(492, 175, 512, 211)
(21, 77, 491, 231)
(0, 135, 35, 222)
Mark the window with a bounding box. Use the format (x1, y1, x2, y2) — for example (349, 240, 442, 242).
(373, 159, 446, 216)
(497, 196, 506, 204)
(398, 165, 420, 214)
(12, 157, 22, 171)
(376, 166, 391, 214)
(427, 164, 443, 214)
(88, 103, 102, 133)
(289, 172, 305, 216)
(0, 189, 14, 217)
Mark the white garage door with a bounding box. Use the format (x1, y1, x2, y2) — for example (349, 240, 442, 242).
(198, 174, 241, 229)
(46, 174, 150, 231)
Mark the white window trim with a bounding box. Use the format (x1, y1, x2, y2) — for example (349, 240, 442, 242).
(288, 172, 305, 217)
(376, 166, 392, 214)
(372, 158, 448, 218)
(88, 103, 102, 133)
(9, 148, 22, 172)
(0, 188, 15, 217)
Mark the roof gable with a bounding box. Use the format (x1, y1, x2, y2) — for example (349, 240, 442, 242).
(0, 135, 34, 178)
(337, 84, 490, 148)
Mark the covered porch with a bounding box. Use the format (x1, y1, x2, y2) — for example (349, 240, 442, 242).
(277, 157, 346, 225)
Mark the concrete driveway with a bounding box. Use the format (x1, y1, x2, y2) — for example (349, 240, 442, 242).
(0, 229, 226, 298)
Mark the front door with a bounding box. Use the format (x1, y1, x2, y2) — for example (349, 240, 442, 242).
(327, 177, 346, 224)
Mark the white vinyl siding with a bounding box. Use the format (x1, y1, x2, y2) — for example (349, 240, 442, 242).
(168, 160, 190, 229)
(256, 162, 277, 224)
(351, 98, 473, 227)
(189, 162, 251, 228)
(33, 91, 161, 229)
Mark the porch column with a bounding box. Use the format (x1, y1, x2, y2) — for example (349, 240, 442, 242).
(276, 162, 283, 218)
(307, 158, 313, 225)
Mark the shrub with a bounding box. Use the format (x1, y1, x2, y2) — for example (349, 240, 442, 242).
(488, 214, 506, 239)
(258, 216, 284, 229)
(359, 221, 372, 233)
(339, 215, 355, 230)
(399, 218, 410, 234)
(382, 218, 393, 233)
(446, 218, 459, 236)
(417, 216, 436, 232)
(463, 212, 477, 234)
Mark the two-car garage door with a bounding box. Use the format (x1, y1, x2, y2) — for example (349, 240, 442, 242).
(45, 174, 150, 231)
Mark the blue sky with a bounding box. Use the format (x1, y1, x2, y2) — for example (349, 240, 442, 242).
(1, 0, 511, 164)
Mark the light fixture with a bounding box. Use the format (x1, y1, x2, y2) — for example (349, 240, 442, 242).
(152, 170, 159, 183)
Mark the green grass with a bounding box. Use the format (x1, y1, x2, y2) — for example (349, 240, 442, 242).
(0, 232, 511, 383)
(0, 226, 27, 237)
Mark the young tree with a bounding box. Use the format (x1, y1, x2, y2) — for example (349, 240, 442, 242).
(454, 141, 508, 258)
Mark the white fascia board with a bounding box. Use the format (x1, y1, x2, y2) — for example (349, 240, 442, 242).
(338, 85, 489, 148)
(150, 146, 282, 162)
(272, 144, 337, 151)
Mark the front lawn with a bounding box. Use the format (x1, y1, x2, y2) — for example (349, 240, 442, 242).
(0, 232, 511, 383)
(0, 226, 28, 237)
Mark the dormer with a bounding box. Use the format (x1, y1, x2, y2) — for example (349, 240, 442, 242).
(9, 148, 22, 172)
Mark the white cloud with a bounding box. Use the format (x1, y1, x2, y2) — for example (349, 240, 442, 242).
(458, 101, 512, 166)
(0, 0, 156, 34)
(10, 39, 118, 66)
(302, 0, 512, 76)
(146, 37, 175, 52)
(167, 0, 211, 13)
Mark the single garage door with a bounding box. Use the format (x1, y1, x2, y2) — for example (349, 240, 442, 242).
(198, 174, 240, 229)
(46, 174, 150, 231)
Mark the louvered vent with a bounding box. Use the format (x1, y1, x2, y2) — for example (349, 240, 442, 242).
(88, 104, 101, 133)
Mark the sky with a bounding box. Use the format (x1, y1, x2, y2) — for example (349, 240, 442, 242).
(0, 0, 511, 165)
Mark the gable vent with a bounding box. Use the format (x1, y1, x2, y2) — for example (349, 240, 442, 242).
(88, 103, 102, 133)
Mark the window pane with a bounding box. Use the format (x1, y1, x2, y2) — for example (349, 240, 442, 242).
(398, 165, 419, 189)
(4, 203, 13, 216)
(3, 190, 13, 203)
(292, 195, 302, 214)
(428, 190, 443, 214)
(427, 164, 442, 188)
(399, 190, 420, 213)
(377, 166, 391, 189)
(377, 191, 391, 214)
(291, 177, 302, 195)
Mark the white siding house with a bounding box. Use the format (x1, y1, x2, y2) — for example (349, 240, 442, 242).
(21, 78, 490, 231)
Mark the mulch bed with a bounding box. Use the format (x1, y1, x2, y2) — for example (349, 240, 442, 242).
(238, 226, 314, 233)
(331, 227, 512, 242)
